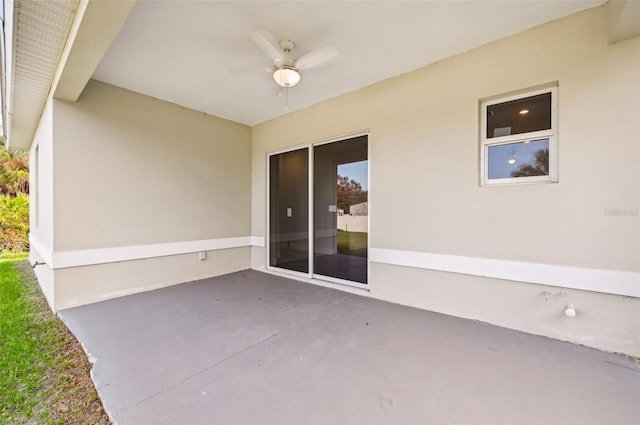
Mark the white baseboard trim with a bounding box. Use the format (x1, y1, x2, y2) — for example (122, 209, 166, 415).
(29, 235, 261, 269)
(370, 248, 640, 298)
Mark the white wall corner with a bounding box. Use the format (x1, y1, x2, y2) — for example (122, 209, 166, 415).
(28, 235, 56, 311)
(29, 234, 53, 265)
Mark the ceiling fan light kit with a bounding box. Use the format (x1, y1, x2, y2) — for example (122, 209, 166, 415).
(273, 66, 301, 87)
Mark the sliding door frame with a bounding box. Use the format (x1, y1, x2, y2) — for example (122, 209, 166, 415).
(266, 130, 370, 289)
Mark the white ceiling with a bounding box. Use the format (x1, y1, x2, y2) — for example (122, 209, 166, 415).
(92, 0, 604, 127)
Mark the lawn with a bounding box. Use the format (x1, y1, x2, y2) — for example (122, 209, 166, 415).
(0, 260, 110, 424)
(337, 229, 368, 257)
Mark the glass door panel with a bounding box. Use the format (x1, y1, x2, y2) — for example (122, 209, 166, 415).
(269, 148, 309, 273)
(313, 136, 368, 284)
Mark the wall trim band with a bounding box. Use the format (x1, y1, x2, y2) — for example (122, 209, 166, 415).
(30, 236, 638, 297)
(370, 248, 640, 298)
(30, 235, 265, 269)
(251, 236, 266, 247)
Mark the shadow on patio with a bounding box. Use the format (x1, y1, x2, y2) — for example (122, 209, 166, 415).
(60, 270, 640, 424)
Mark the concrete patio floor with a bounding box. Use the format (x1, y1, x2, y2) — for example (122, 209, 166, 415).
(60, 270, 640, 425)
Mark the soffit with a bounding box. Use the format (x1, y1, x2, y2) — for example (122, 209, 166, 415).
(8, 0, 79, 149)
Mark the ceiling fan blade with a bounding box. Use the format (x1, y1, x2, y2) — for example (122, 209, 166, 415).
(250, 30, 285, 67)
(295, 46, 340, 71)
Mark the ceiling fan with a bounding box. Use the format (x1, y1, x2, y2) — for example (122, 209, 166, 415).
(249, 30, 340, 89)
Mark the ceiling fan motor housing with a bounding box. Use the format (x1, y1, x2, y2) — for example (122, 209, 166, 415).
(279, 39, 295, 52)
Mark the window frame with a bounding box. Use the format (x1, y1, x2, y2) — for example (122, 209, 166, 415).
(480, 86, 558, 186)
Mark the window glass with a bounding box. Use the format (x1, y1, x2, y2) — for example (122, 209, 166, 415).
(313, 136, 368, 284)
(269, 148, 309, 273)
(486, 93, 551, 138)
(487, 139, 549, 180)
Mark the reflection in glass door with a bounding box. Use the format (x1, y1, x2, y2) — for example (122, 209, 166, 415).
(269, 148, 309, 273)
(314, 136, 368, 283)
(268, 135, 368, 285)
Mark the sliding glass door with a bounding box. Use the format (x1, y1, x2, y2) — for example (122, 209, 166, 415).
(268, 135, 368, 285)
(269, 147, 309, 273)
(313, 136, 368, 283)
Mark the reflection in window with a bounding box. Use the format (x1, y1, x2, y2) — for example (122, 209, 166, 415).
(488, 139, 549, 180)
(314, 136, 368, 284)
(486, 93, 551, 139)
(269, 148, 309, 273)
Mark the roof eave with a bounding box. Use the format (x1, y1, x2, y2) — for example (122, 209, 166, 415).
(3, 0, 136, 151)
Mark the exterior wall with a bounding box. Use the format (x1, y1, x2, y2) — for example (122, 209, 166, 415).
(372, 264, 639, 356)
(29, 99, 55, 249)
(52, 80, 251, 250)
(251, 6, 640, 356)
(29, 98, 56, 309)
(43, 80, 252, 310)
(54, 247, 250, 310)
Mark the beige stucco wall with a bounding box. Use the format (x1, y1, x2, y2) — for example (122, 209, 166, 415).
(372, 264, 639, 356)
(29, 99, 55, 250)
(54, 247, 250, 310)
(53, 80, 251, 250)
(29, 98, 56, 309)
(41, 80, 252, 310)
(251, 6, 640, 355)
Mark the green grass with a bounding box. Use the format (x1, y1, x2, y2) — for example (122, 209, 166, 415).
(0, 260, 53, 421)
(337, 229, 368, 257)
(0, 260, 109, 424)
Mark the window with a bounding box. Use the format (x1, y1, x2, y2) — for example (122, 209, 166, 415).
(480, 86, 558, 186)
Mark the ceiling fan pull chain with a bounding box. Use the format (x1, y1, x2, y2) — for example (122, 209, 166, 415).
(284, 87, 289, 111)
